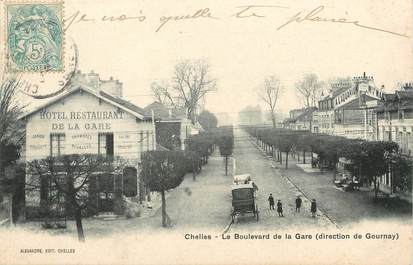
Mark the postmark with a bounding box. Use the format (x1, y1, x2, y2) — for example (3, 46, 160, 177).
(5, 1, 64, 72)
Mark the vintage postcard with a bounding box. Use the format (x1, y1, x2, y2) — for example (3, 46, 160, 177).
(0, 0, 412, 264)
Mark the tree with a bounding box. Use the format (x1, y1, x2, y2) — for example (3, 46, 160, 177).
(218, 127, 234, 176)
(0, 76, 25, 188)
(0, 142, 21, 194)
(151, 60, 217, 124)
(258, 76, 282, 127)
(278, 134, 297, 169)
(141, 150, 186, 227)
(26, 154, 125, 242)
(198, 110, 218, 130)
(356, 141, 398, 199)
(385, 150, 412, 193)
(295, 74, 323, 108)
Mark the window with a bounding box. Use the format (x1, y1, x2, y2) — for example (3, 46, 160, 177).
(98, 133, 114, 157)
(50, 133, 65, 157)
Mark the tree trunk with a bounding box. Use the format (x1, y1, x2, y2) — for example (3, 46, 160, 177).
(285, 152, 289, 169)
(74, 208, 85, 242)
(303, 150, 306, 164)
(0, 143, 3, 202)
(279, 151, 282, 165)
(373, 176, 378, 199)
(192, 161, 196, 181)
(271, 111, 276, 127)
(225, 156, 228, 176)
(147, 187, 151, 202)
(297, 152, 300, 162)
(161, 189, 167, 227)
(311, 149, 314, 167)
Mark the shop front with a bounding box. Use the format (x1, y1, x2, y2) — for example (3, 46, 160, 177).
(21, 86, 156, 217)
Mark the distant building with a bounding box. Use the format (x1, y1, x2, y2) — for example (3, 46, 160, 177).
(283, 107, 317, 131)
(144, 102, 193, 151)
(238, 105, 263, 126)
(216, 112, 233, 127)
(312, 72, 383, 140)
(262, 110, 287, 127)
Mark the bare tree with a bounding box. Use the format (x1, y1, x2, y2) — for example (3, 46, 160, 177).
(26, 154, 126, 242)
(258, 76, 282, 127)
(151, 80, 175, 107)
(151, 60, 216, 124)
(0, 75, 25, 195)
(295, 74, 323, 108)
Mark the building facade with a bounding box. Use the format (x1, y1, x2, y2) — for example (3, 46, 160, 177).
(377, 84, 413, 156)
(284, 107, 317, 131)
(312, 73, 383, 140)
(21, 86, 156, 216)
(144, 101, 193, 150)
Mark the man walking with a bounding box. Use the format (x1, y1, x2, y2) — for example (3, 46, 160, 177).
(295, 195, 302, 213)
(277, 200, 284, 217)
(268, 194, 275, 210)
(311, 199, 317, 218)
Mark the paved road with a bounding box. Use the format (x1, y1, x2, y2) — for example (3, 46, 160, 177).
(281, 157, 412, 226)
(229, 129, 332, 233)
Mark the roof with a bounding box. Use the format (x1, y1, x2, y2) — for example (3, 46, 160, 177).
(99, 90, 148, 117)
(332, 86, 351, 97)
(335, 94, 380, 111)
(20, 86, 151, 120)
(397, 91, 413, 100)
(294, 107, 317, 121)
(377, 91, 413, 112)
(144, 101, 187, 121)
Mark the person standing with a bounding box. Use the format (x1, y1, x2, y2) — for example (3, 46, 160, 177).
(277, 200, 284, 217)
(311, 199, 317, 218)
(295, 195, 302, 212)
(268, 194, 275, 210)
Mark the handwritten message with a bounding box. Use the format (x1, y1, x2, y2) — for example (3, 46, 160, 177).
(63, 5, 408, 38)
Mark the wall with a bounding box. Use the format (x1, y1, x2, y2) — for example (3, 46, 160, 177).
(25, 91, 155, 163)
(24, 90, 155, 209)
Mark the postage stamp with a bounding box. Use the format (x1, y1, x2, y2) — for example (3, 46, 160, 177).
(5, 1, 64, 72)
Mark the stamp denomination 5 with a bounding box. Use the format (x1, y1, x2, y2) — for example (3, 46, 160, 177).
(5, 1, 64, 72)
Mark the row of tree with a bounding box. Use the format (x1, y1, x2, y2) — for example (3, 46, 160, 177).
(244, 126, 412, 198)
(141, 126, 234, 228)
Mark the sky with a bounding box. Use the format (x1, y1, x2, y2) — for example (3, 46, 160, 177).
(4, 0, 413, 116)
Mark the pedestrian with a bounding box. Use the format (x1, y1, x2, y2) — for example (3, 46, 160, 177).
(311, 199, 317, 218)
(277, 200, 284, 217)
(295, 195, 302, 212)
(268, 194, 275, 210)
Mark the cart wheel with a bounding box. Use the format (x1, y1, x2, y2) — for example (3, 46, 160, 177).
(255, 205, 259, 221)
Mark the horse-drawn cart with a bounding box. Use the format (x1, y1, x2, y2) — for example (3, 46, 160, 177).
(231, 174, 259, 222)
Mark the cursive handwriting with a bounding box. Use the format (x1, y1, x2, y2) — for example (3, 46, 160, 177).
(233, 5, 289, 18)
(62, 5, 408, 38)
(64, 10, 146, 32)
(276, 6, 408, 37)
(155, 8, 218, 32)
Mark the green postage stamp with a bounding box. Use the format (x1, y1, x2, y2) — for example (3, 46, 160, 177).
(5, 1, 64, 72)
